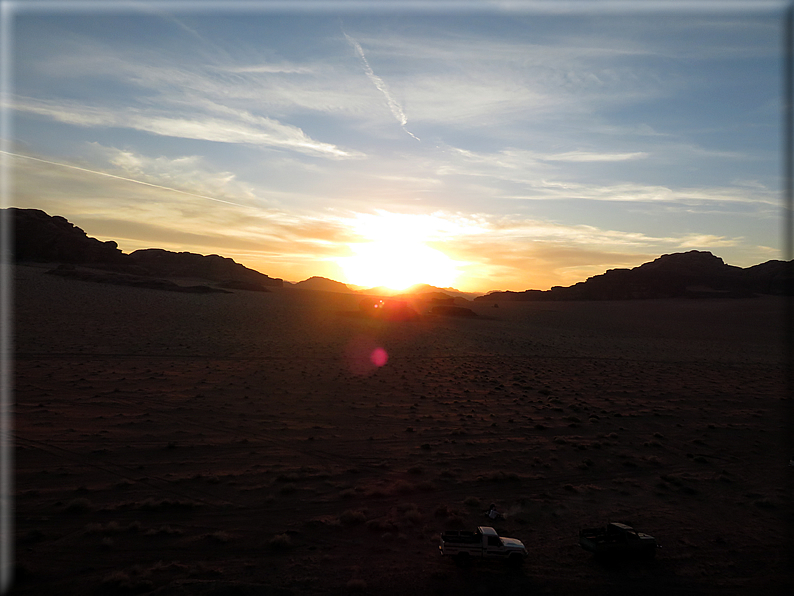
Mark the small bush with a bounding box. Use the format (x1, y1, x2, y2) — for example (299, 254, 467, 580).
(347, 578, 367, 593)
(64, 498, 93, 513)
(279, 483, 297, 495)
(405, 509, 423, 525)
(144, 525, 183, 536)
(204, 531, 231, 543)
(392, 480, 414, 495)
(340, 509, 366, 526)
(269, 533, 292, 551)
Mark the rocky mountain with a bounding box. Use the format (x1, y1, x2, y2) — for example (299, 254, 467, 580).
(8, 208, 282, 289)
(10, 209, 791, 301)
(475, 251, 793, 302)
(293, 276, 353, 293)
(128, 248, 281, 287)
(10, 207, 128, 266)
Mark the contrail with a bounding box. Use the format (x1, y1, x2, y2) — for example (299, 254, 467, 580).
(1, 151, 246, 207)
(343, 31, 420, 142)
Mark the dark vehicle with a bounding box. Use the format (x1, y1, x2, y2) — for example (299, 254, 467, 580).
(579, 522, 660, 559)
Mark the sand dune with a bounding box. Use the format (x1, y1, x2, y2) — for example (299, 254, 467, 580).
(11, 263, 791, 595)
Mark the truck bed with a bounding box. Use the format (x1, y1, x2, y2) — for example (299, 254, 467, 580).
(439, 530, 481, 544)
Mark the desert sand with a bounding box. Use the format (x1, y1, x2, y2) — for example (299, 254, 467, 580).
(10, 263, 793, 595)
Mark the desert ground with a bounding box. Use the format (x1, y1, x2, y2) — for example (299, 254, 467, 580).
(10, 263, 793, 595)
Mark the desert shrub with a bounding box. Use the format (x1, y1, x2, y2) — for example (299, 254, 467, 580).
(138, 498, 196, 511)
(366, 519, 397, 533)
(463, 496, 481, 507)
(346, 578, 367, 593)
(477, 470, 520, 483)
(340, 509, 366, 526)
(392, 480, 414, 495)
(64, 498, 93, 513)
(204, 531, 230, 543)
(754, 498, 776, 510)
(276, 472, 301, 482)
(144, 525, 183, 536)
(404, 509, 423, 525)
(279, 483, 297, 495)
(99, 570, 153, 594)
(85, 521, 124, 535)
(269, 533, 292, 551)
(100, 570, 132, 590)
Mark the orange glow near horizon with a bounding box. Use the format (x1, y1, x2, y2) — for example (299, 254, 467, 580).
(338, 239, 459, 291)
(335, 211, 464, 291)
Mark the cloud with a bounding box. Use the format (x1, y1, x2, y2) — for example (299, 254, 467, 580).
(343, 31, 420, 141)
(225, 63, 315, 74)
(542, 150, 648, 162)
(8, 149, 360, 277)
(8, 143, 771, 291)
(11, 96, 361, 159)
(442, 146, 778, 207)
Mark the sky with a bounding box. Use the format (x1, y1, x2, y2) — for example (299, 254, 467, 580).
(2, 1, 787, 293)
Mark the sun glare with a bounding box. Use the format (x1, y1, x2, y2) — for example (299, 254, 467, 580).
(336, 212, 462, 290)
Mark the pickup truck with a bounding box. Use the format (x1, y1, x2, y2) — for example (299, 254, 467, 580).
(439, 526, 528, 564)
(579, 522, 660, 559)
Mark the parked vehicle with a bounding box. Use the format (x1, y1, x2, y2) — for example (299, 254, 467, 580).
(439, 526, 527, 565)
(579, 522, 660, 559)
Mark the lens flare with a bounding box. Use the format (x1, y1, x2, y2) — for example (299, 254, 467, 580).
(370, 347, 388, 367)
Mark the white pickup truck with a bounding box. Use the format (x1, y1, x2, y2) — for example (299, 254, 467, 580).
(439, 526, 528, 564)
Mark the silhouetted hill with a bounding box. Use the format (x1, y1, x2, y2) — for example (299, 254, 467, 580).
(128, 249, 282, 287)
(293, 276, 352, 293)
(8, 208, 282, 289)
(475, 251, 793, 302)
(10, 207, 128, 266)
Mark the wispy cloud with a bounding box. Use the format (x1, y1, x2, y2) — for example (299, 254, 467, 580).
(343, 31, 420, 141)
(543, 150, 648, 162)
(11, 96, 361, 159)
(4, 150, 248, 207)
(224, 63, 315, 74)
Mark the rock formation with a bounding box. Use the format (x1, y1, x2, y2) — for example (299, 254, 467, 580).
(293, 276, 352, 293)
(8, 208, 283, 291)
(10, 208, 128, 266)
(128, 248, 282, 287)
(476, 251, 793, 301)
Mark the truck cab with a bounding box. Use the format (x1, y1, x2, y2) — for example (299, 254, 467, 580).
(439, 526, 528, 564)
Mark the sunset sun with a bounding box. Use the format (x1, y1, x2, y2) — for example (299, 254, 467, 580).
(336, 212, 462, 290)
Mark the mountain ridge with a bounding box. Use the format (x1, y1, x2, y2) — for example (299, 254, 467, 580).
(474, 250, 792, 301)
(7, 208, 791, 299)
